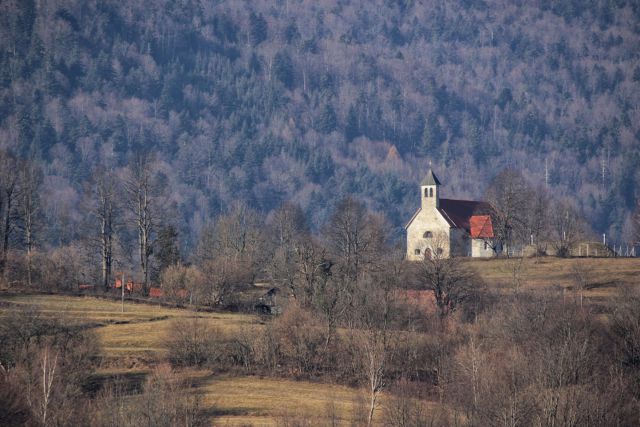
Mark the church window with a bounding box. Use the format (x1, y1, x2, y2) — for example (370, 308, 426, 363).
(484, 241, 488, 250)
(424, 188, 428, 197)
(414, 249, 421, 255)
(429, 188, 433, 197)
(423, 231, 433, 238)
(436, 248, 443, 255)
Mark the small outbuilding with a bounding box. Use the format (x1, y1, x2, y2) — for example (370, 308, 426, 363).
(255, 287, 282, 315)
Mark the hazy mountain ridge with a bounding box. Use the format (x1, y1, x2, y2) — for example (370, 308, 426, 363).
(1, 0, 639, 248)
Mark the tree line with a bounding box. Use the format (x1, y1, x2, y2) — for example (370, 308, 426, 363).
(0, 0, 639, 249)
(3, 145, 639, 297)
(483, 169, 592, 257)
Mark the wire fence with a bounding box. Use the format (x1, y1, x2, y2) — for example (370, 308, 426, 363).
(574, 241, 637, 257)
(608, 243, 637, 257)
(504, 241, 639, 258)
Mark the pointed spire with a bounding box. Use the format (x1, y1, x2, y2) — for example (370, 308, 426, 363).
(421, 169, 441, 186)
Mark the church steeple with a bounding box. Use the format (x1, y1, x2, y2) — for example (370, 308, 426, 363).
(421, 169, 441, 209)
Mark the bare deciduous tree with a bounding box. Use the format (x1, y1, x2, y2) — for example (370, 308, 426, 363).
(266, 202, 310, 298)
(503, 257, 528, 291)
(550, 199, 586, 257)
(610, 289, 640, 396)
(37, 347, 58, 427)
(383, 379, 432, 427)
(194, 203, 266, 306)
(124, 156, 161, 294)
(527, 186, 551, 255)
(18, 162, 42, 287)
(414, 234, 479, 325)
(353, 264, 401, 427)
(0, 151, 20, 278)
(312, 272, 346, 351)
(293, 238, 331, 307)
(200, 256, 253, 306)
(571, 260, 593, 308)
(91, 168, 119, 292)
(269, 202, 309, 248)
(633, 202, 640, 244)
(209, 203, 266, 277)
(325, 197, 389, 282)
(484, 169, 534, 255)
(454, 336, 485, 424)
(360, 328, 389, 427)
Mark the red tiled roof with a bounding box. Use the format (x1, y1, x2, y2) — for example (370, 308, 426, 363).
(470, 215, 494, 238)
(438, 199, 493, 232)
(405, 198, 494, 235)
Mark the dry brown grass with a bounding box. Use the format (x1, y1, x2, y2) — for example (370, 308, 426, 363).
(465, 257, 640, 298)
(5, 258, 633, 426)
(200, 374, 447, 426)
(0, 293, 441, 425)
(201, 375, 365, 426)
(0, 294, 259, 360)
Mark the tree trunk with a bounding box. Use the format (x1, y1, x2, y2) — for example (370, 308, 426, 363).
(102, 218, 108, 292)
(1, 189, 12, 277)
(139, 222, 149, 294)
(367, 391, 377, 427)
(104, 221, 113, 293)
(26, 225, 33, 287)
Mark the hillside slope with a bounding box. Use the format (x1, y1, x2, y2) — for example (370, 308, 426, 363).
(0, 0, 639, 247)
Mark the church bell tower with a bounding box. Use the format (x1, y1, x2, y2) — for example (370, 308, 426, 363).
(421, 169, 441, 210)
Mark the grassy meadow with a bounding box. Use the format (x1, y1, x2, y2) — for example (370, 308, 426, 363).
(0, 293, 374, 425)
(1, 256, 638, 425)
(467, 256, 640, 298)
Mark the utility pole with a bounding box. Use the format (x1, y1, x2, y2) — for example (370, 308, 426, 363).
(121, 272, 125, 313)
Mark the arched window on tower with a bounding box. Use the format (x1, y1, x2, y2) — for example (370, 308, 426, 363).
(423, 231, 433, 238)
(429, 188, 433, 197)
(424, 188, 428, 198)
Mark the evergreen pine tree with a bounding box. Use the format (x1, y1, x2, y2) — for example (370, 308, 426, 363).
(249, 12, 268, 46)
(345, 105, 359, 142)
(317, 103, 337, 134)
(157, 225, 181, 272)
(273, 51, 294, 89)
(248, 52, 262, 74)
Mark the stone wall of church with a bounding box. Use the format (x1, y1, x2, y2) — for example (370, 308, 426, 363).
(406, 208, 451, 260)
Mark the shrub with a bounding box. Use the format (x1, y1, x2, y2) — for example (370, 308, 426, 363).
(165, 317, 221, 367)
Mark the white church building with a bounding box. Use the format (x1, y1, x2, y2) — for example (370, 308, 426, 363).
(405, 170, 498, 260)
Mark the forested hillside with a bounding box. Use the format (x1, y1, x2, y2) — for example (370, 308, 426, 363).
(1, 0, 639, 252)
